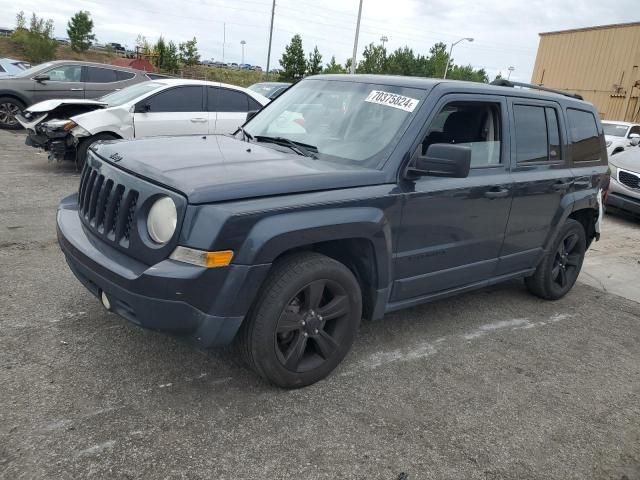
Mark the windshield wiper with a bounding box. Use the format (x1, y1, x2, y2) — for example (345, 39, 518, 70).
(254, 136, 317, 158)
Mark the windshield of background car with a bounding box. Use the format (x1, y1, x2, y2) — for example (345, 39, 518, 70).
(99, 82, 165, 106)
(249, 83, 281, 96)
(243, 79, 427, 168)
(14, 62, 54, 77)
(603, 123, 629, 137)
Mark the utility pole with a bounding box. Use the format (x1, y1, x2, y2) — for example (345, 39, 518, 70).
(222, 23, 226, 63)
(266, 0, 276, 75)
(241, 40, 246, 64)
(350, 0, 363, 74)
(380, 35, 388, 48)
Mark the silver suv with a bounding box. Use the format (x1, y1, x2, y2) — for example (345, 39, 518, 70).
(607, 146, 640, 217)
(0, 60, 151, 129)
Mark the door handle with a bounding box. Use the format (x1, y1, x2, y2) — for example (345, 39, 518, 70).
(551, 181, 573, 191)
(70, 88, 84, 91)
(190, 118, 207, 123)
(484, 187, 510, 199)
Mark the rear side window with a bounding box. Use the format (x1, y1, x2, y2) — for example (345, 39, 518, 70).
(567, 108, 601, 162)
(248, 97, 262, 111)
(145, 86, 203, 112)
(514, 104, 563, 164)
(86, 67, 118, 83)
(209, 87, 249, 112)
(116, 70, 135, 81)
(0, 65, 5, 73)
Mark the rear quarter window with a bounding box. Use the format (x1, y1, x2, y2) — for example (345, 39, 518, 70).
(567, 108, 601, 162)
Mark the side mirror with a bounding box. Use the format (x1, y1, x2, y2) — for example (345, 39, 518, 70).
(246, 110, 260, 122)
(629, 133, 640, 146)
(408, 143, 471, 178)
(134, 103, 151, 113)
(33, 73, 49, 82)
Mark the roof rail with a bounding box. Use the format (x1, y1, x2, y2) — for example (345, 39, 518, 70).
(490, 79, 583, 100)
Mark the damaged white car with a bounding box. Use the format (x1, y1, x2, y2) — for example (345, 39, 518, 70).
(17, 79, 269, 165)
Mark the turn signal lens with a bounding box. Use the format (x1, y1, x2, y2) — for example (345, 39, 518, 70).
(170, 247, 234, 268)
(64, 120, 77, 131)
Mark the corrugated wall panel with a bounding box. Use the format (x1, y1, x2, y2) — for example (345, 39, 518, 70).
(531, 23, 640, 120)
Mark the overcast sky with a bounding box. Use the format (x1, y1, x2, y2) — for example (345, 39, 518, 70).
(0, 0, 637, 81)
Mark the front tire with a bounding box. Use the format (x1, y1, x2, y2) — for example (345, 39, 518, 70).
(76, 133, 119, 167)
(0, 96, 25, 130)
(525, 219, 586, 300)
(240, 252, 362, 388)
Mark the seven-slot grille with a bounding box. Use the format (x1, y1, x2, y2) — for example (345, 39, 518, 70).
(619, 170, 640, 190)
(78, 163, 139, 246)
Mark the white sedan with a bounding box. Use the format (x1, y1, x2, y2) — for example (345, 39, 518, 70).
(17, 79, 269, 164)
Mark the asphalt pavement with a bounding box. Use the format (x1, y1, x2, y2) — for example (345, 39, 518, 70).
(1, 130, 639, 480)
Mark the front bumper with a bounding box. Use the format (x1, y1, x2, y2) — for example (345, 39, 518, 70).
(606, 177, 640, 216)
(57, 194, 271, 347)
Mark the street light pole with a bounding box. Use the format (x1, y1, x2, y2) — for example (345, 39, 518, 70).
(380, 35, 388, 48)
(240, 40, 246, 64)
(507, 66, 515, 80)
(443, 37, 474, 79)
(350, 0, 363, 74)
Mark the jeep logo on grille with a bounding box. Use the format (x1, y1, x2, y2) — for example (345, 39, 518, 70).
(110, 153, 123, 162)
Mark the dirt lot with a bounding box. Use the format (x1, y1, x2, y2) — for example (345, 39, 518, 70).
(1, 129, 639, 480)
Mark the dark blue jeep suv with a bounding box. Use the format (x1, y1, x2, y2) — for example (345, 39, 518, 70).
(57, 75, 608, 387)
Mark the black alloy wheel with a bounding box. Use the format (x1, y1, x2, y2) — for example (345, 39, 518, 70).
(275, 279, 351, 373)
(525, 218, 586, 300)
(240, 252, 362, 388)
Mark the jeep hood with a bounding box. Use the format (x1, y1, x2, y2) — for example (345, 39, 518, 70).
(25, 98, 108, 113)
(92, 135, 387, 203)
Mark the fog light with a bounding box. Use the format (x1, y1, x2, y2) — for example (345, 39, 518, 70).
(100, 291, 111, 310)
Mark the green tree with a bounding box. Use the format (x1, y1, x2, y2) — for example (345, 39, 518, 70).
(179, 37, 200, 66)
(164, 41, 180, 72)
(12, 11, 57, 62)
(279, 34, 306, 81)
(385, 47, 418, 76)
(306, 45, 323, 75)
(356, 43, 387, 73)
(344, 57, 353, 73)
(154, 36, 167, 69)
(428, 42, 449, 78)
(323, 55, 345, 74)
(67, 11, 95, 52)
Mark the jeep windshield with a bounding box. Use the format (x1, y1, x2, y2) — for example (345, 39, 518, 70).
(602, 123, 629, 137)
(243, 79, 427, 168)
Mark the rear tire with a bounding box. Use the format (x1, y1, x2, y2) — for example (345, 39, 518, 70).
(240, 252, 362, 388)
(76, 133, 119, 168)
(525, 219, 586, 300)
(0, 96, 25, 130)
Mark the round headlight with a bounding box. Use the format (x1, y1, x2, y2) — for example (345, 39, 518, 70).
(147, 196, 177, 244)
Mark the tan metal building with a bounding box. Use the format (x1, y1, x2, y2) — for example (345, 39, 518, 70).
(531, 22, 640, 122)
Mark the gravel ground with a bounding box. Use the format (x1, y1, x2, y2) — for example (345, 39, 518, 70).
(1, 130, 639, 480)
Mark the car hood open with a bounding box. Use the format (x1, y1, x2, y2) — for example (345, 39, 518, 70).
(92, 135, 387, 204)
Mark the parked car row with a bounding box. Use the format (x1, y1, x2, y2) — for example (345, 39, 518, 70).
(0, 60, 161, 129)
(200, 60, 263, 71)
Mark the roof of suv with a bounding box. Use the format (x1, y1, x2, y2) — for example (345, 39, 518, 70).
(310, 74, 592, 106)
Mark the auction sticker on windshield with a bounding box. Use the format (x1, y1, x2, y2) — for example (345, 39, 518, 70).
(364, 90, 419, 112)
